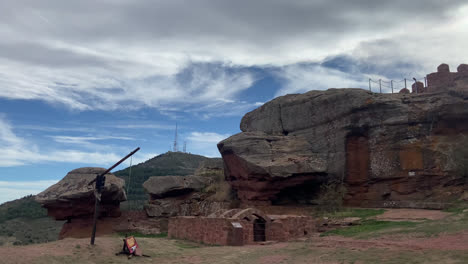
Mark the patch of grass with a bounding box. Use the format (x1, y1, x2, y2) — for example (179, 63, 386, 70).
(0, 217, 63, 246)
(319, 208, 386, 219)
(320, 220, 418, 237)
(443, 201, 468, 214)
(400, 213, 468, 237)
(116, 232, 167, 238)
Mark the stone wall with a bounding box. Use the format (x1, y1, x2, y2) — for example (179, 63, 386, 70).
(168, 217, 234, 245)
(168, 213, 316, 246)
(426, 63, 468, 93)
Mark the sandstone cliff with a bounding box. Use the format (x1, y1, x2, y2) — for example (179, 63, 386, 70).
(218, 87, 468, 209)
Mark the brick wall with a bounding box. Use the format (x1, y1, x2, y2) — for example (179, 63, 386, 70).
(168, 215, 316, 246)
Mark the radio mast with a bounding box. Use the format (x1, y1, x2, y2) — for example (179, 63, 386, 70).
(173, 123, 178, 152)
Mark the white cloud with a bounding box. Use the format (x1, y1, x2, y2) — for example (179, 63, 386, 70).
(186, 132, 231, 157)
(0, 180, 58, 204)
(0, 116, 153, 167)
(0, 1, 466, 116)
(50, 135, 135, 144)
(275, 64, 367, 96)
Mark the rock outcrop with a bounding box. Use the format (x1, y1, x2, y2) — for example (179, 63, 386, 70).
(143, 175, 230, 217)
(36, 167, 126, 220)
(143, 175, 210, 199)
(143, 159, 233, 218)
(218, 83, 468, 208)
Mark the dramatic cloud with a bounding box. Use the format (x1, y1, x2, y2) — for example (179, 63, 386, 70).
(0, 1, 466, 114)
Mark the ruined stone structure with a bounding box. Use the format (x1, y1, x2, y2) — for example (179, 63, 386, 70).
(168, 208, 316, 246)
(218, 68, 468, 209)
(426, 63, 468, 93)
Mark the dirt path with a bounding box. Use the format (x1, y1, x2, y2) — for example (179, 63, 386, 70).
(374, 208, 450, 221)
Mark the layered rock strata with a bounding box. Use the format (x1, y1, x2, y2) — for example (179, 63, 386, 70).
(143, 175, 229, 217)
(218, 86, 468, 208)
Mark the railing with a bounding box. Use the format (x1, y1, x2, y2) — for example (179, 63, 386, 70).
(368, 77, 427, 93)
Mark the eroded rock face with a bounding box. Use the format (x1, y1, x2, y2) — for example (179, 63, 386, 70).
(36, 167, 126, 220)
(218, 88, 468, 208)
(143, 175, 211, 199)
(143, 175, 230, 217)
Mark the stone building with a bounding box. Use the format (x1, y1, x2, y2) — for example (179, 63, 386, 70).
(168, 208, 316, 246)
(426, 63, 468, 93)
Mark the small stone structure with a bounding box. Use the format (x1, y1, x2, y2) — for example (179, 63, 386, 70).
(168, 208, 316, 246)
(426, 63, 468, 93)
(411, 81, 424, 93)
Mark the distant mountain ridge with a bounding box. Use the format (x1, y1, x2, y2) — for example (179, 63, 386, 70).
(114, 151, 222, 202)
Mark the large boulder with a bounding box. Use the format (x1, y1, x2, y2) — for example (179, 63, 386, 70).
(36, 167, 126, 220)
(218, 88, 468, 208)
(143, 175, 230, 217)
(143, 175, 210, 199)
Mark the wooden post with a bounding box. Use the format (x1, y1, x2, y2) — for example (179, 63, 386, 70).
(391, 80, 394, 94)
(379, 79, 382, 93)
(405, 78, 407, 89)
(90, 147, 140, 245)
(90, 194, 100, 245)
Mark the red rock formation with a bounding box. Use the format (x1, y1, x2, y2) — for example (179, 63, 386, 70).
(36, 167, 126, 220)
(218, 86, 468, 209)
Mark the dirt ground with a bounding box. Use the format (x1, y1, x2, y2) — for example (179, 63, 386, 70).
(1, 209, 467, 264)
(374, 208, 450, 221)
(1, 231, 467, 264)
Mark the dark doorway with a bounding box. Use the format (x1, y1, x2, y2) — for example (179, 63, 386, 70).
(253, 218, 266, 242)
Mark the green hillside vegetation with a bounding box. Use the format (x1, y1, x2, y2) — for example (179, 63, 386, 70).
(0, 195, 47, 223)
(0, 195, 63, 246)
(114, 151, 222, 204)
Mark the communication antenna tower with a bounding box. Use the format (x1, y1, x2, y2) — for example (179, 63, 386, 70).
(173, 123, 178, 152)
(183, 141, 187, 153)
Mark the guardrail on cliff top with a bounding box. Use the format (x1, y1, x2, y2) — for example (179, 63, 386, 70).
(368, 77, 427, 94)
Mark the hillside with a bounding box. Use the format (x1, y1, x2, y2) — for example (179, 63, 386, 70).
(0, 195, 63, 246)
(114, 151, 222, 203)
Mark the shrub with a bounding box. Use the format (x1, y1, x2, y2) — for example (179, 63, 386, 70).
(316, 181, 347, 213)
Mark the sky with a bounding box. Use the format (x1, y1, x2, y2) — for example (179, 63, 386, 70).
(0, 0, 467, 204)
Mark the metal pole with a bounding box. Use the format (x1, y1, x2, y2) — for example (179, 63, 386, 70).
(404, 78, 407, 89)
(379, 79, 382, 93)
(368, 79, 371, 92)
(413, 78, 418, 94)
(424, 77, 427, 88)
(391, 80, 394, 94)
(90, 147, 140, 245)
